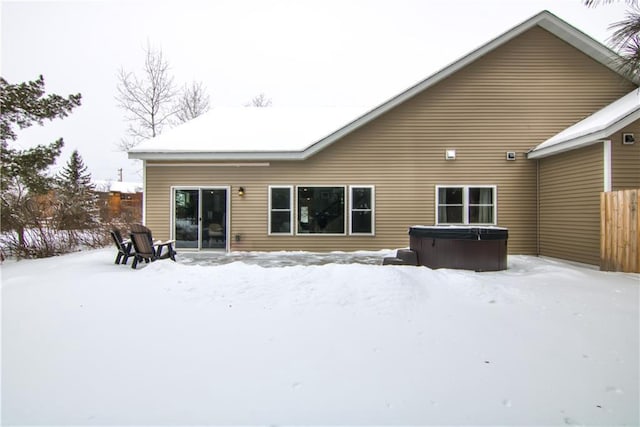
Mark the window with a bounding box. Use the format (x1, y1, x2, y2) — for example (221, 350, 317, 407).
(437, 187, 464, 223)
(268, 186, 293, 234)
(350, 186, 374, 235)
(436, 185, 496, 225)
(468, 187, 495, 224)
(297, 186, 345, 234)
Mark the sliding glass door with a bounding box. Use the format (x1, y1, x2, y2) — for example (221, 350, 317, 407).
(174, 187, 228, 250)
(201, 189, 227, 249)
(174, 189, 199, 248)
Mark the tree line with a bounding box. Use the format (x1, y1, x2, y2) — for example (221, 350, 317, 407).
(0, 75, 103, 258)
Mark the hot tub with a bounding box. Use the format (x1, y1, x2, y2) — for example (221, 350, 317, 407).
(409, 226, 508, 271)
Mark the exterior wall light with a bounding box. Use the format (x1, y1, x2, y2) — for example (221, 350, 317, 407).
(238, 187, 245, 197)
(445, 149, 456, 160)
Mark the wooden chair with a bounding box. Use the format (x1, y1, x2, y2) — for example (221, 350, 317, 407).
(129, 224, 177, 269)
(110, 228, 132, 265)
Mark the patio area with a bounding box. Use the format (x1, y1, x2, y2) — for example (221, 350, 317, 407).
(177, 249, 396, 267)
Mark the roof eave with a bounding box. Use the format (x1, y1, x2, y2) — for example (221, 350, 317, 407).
(300, 12, 632, 159)
(128, 11, 634, 162)
(537, 15, 639, 85)
(527, 132, 608, 159)
(128, 150, 305, 161)
(528, 108, 640, 159)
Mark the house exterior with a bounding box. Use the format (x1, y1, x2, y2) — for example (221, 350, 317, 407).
(129, 11, 640, 266)
(528, 90, 640, 265)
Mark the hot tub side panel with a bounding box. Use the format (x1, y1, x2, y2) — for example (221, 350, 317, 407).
(410, 228, 508, 271)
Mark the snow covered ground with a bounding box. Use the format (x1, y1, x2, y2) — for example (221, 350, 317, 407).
(2, 248, 638, 425)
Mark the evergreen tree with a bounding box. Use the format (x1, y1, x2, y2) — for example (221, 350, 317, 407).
(585, 1, 640, 78)
(0, 75, 81, 254)
(55, 150, 98, 230)
(1, 75, 82, 193)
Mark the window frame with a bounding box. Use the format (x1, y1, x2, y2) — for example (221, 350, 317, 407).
(268, 185, 294, 235)
(295, 185, 347, 236)
(435, 185, 497, 225)
(349, 185, 375, 236)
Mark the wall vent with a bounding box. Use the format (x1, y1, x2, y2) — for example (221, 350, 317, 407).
(445, 149, 456, 160)
(506, 151, 517, 161)
(623, 133, 635, 145)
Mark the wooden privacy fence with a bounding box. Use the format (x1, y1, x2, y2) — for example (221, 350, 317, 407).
(600, 189, 640, 273)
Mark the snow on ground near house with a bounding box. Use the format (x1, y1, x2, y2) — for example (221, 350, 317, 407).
(2, 248, 638, 425)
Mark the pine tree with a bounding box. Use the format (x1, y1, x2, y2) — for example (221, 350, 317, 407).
(55, 150, 98, 230)
(0, 75, 81, 255)
(1, 75, 81, 193)
(585, 1, 640, 78)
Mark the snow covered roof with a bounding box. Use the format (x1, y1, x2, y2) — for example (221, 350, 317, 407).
(93, 180, 143, 193)
(129, 10, 632, 162)
(128, 106, 371, 161)
(528, 89, 640, 159)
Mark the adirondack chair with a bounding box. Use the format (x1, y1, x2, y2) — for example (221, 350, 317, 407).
(130, 223, 177, 258)
(110, 228, 132, 265)
(129, 224, 176, 269)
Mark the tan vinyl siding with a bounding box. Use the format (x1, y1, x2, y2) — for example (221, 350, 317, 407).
(538, 143, 604, 265)
(144, 26, 635, 253)
(611, 120, 640, 190)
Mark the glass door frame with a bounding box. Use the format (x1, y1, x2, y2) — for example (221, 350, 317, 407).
(170, 185, 230, 251)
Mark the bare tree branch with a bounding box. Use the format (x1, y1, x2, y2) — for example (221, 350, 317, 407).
(245, 92, 272, 107)
(174, 81, 211, 123)
(115, 42, 178, 150)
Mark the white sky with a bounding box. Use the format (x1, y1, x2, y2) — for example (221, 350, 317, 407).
(1, 0, 632, 182)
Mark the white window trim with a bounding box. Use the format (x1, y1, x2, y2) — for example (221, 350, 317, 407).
(435, 185, 497, 225)
(268, 185, 294, 235)
(295, 185, 347, 236)
(349, 185, 375, 236)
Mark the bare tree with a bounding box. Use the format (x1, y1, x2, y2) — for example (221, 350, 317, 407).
(116, 42, 177, 150)
(174, 81, 211, 123)
(246, 92, 272, 107)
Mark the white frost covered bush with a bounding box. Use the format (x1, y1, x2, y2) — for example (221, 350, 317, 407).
(0, 226, 109, 258)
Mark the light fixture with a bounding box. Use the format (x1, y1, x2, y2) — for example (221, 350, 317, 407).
(238, 187, 245, 197)
(445, 149, 456, 160)
(623, 133, 635, 144)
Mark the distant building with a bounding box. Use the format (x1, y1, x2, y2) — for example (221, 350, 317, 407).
(93, 180, 143, 222)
